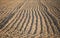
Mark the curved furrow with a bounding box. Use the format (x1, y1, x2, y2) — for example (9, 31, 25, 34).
(11, 10, 23, 33)
(28, 9, 34, 34)
(40, 2, 60, 34)
(1, 0, 24, 21)
(43, 11, 55, 34)
(50, 6, 60, 29)
(42, 5, 60, 34)
(22, 11, 30, 34)
(19, 10, 27, 31)
(27, 9, 36, 35)
(0, 8, 18, 30)
(44, 7, 60, 34)
(21, 10, 29, 34)
(0, 11, 20, 33)
(0, 2, 20, 22)
(23, 10, 32, 34)
(41, 8, 55, 34)
(33, 9, 38, 34)
(0, 13, 14, 29)
(31, 10, 37, 35)
(16, 10, 26, 31)
(41, 9, 49, 34)
(45, 7, 59, 34)
(49, 7, 60, 33)
(0, 13, 17, 33)
(34, 8, 41, 35)
(7, 10, 24, 33)
(39, 4, 55, 34)
(0, 2, 25, 33)
(39, 10, 48, 35)
(8, 1, 28, 32)
(5, 10, 25, 32)
(46, 11, 60, 34)
(36, 10, 43, 34)
(0, 9, 11, 23)
(37, 8, 43, 34)
(2, 4, 19, 29)
(20, 11, 29, 34)
(5, 10, 22, 33)
(0, 6, 22, 33)
(0, 2, 24, 27)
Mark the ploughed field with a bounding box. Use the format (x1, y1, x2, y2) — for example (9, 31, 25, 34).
(0, 0, 60, 38)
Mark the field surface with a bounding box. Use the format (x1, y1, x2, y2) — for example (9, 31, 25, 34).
(0, 0, 60, 38)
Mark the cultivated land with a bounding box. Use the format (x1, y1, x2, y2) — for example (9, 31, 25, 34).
(0, 0, 60, 38)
